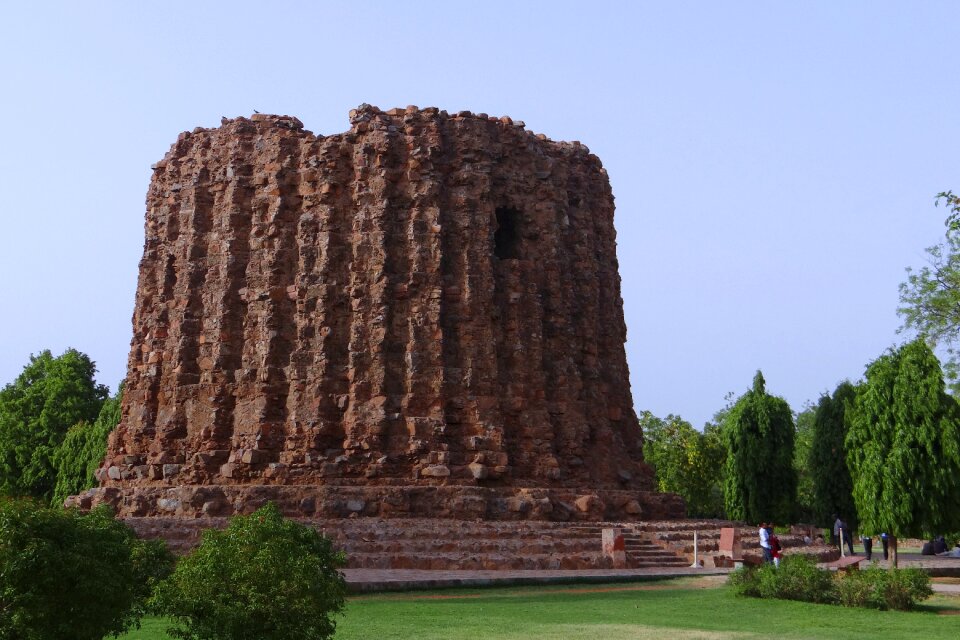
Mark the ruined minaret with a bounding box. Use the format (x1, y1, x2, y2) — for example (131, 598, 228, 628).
(76, 106, 683, 521)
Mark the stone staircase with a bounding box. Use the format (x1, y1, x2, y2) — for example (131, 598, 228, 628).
(624, 532, 691, 568)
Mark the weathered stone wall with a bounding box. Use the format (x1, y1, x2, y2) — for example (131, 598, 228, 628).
(77, 106, 683, 521)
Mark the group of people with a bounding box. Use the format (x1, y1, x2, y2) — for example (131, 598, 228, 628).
(758, 522, 782, 567)
(759, 515, 960, 564)
(921, 535, 960, 557)
(834, 514, 889, 560)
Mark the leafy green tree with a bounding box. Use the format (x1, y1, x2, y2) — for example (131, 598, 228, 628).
(0, 498, 171, 639)
(899, 190, 960, 392)
(722, 371, 797, 524)
(793, 404, 816, 524)
(151, 502, 347, 640)
(846, 339, 960, 566)
(640, 412, 726, 518)
(809, 382, 858, 528)
(0, 349, 108, 500)
(51, 385, 123, 506)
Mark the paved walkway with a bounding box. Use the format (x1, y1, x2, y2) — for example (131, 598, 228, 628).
(933, 582, 960, 594)
(343, 553, 960, 593)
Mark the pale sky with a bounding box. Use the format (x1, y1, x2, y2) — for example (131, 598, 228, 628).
(1, 1, 958, 428)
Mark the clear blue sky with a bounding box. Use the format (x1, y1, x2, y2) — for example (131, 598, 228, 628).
(1, 1, 957, 428)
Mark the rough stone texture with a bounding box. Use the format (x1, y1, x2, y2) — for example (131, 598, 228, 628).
(74, 105, 683, 522)
(121, 517, 691, 570)
(601, 528, 627, 568)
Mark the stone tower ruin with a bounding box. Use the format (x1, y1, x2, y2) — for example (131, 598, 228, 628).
(77, 106, 683, 522)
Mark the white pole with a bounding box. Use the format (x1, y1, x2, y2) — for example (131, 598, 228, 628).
(840, 527, 845, 558)
(690, 530, 702, 568)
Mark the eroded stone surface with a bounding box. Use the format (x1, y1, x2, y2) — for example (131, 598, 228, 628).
(77, 106, 682, 521)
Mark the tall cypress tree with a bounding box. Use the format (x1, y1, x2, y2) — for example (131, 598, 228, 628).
(723, 371, 797, 524)
(809, 381, 857, 528)
(847, 339, 960, 566)
(51, 385, 123, 507)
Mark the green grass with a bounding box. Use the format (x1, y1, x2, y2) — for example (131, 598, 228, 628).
(118, 616, 171, 640)
(119, 577, 960, 640)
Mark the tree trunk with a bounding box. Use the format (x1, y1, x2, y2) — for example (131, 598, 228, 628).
(890, 535, 898, 568)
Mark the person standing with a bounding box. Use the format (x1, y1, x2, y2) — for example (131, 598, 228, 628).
(834, 515, 854, 555)
(861, 533, 873, 560)
(770, 528, 782, 568)
(759, 522, 772, 564)
(880, 532, 889, 560)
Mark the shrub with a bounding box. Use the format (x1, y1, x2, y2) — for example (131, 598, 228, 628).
(749, 556, 836, 603)
(836, 569, 877, 608)
(729, 556, 836, 604)
(884, 568, 933, 610)
(732, 555, 932, 612)
(131, 535, 176, 613)
(0, 498, 166, 639)
(150, 502, 347, 640)
(838, 567, 932, 611)
(728, 565, 762, 597)
(767, 555, 836, 603)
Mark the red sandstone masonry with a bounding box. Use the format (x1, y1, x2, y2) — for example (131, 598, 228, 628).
(70, 106, 683, 522)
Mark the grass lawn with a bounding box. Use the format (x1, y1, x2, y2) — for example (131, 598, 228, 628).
(120, 576, 960, 640)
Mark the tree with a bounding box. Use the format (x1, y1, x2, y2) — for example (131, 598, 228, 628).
(151, 502, 347, 640)
(793, 404, 816, 524)
(846, 339, 960, 567)
(899, 190, 960, 392)
(0, 349, 108, 500)
(0, 498, 171, 640)
(722, 371, 797, 524)
(809, 382, 858, 529)
(51, 385, 123, 506)
(640, 411, 726, 518)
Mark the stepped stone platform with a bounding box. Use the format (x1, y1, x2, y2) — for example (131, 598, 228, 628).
(126, 517, 692, 570)
(638, 520, 841, 566)
(139, 517, 924, 574)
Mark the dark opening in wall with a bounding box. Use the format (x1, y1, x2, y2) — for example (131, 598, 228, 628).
(494, 206, 521, 259)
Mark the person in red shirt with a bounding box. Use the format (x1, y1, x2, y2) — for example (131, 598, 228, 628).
(769, 527, 782, 568)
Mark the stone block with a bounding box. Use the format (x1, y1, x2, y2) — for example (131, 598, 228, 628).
(719, 527, 742, 560)
(601, 528, 626, 568)
(241, 449, 269, 465)
(420, 464, 451, 478)
(468, 462, 489, 480)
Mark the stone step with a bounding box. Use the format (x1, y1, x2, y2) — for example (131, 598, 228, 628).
(339, 539, 600, 555)
(632, 560, 691, 569)
(323, 530, 600, 543)
(627, 552, 688, 561)
(623, 541, 662, 548)
(345, 552, 606, 571)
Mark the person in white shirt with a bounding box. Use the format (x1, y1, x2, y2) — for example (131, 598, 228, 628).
(759, 522, 772, 564)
